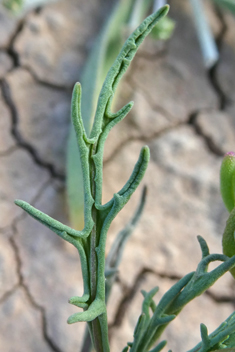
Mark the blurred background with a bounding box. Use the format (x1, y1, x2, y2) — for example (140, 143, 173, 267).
(0, 0, 235, 351)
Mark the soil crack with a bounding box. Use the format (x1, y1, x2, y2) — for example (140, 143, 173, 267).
(22, 65, 71, 91)
(9, 234, 64, 352)
(109, 266, 235, 339)
(0, 284, 19, 304)
(188, 110, 224, 157)
(108, 267, 181, 338)
(126, 75, 174, 122)
(6, 177, 65, 352)
(6, 18, 25, 68)
(104, 121, 187, 166)
(0, 78, 65, 181)
(207, 5, 230, 110)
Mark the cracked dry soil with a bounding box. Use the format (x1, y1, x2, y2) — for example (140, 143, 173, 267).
(0, 0, 235, 351)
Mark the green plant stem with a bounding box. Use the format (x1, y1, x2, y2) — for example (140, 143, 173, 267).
(90, 184, 108, 351)
(14, 7, 169, 352)
(90, 215, 98, 302)
(127, 237, 235, 352)
(91, 318, 103, 352)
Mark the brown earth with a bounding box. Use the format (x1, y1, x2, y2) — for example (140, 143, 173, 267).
(0, 0, 235, 351)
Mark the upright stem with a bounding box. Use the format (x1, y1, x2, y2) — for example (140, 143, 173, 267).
(88, 144, 110, 352)
(90, 217, 102, 352)
(90, 216, 97, 302)
(91, 318, 103, 352)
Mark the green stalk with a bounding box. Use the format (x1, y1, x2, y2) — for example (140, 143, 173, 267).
(15, 6, 170, 352)
(66, 0, 136, 231)
(126, 237, 235, 352)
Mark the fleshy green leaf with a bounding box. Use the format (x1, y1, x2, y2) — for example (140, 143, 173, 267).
(220, 152, 235, 213)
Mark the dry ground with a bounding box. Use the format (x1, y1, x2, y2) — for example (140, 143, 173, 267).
(0, 0, 235, 351)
